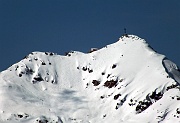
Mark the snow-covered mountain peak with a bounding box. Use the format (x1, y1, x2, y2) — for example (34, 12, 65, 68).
(0, 35, 179, 123)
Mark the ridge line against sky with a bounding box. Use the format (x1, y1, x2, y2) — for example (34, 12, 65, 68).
(0, 0, 180, 71)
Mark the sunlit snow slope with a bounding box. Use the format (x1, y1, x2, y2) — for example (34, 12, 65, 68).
(0, 35, 179, 123)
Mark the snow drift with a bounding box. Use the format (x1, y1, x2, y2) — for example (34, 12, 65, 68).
(0, 35, 179, 123)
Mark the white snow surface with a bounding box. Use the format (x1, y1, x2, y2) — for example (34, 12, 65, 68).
(0, 35, 179, 123)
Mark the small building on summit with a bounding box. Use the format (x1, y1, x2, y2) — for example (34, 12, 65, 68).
(88, 48, 98, 53)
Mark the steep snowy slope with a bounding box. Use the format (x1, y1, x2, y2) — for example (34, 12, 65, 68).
(0, 35, 179, 123)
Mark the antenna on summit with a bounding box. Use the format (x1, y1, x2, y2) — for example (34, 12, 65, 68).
(123, 28, 128, 37)
(124, 28, 127, 34)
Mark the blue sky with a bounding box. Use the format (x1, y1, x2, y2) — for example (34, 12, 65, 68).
(0, 0, 180, 71)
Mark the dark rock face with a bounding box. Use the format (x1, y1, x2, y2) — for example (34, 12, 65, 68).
(136, 91, 163, 113)
(114, 94, 121, 100)
(104, 80, 118, 88)
(92, 80, 100, 86)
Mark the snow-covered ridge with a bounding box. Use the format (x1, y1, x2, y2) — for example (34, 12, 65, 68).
(0, 35, 179, 123)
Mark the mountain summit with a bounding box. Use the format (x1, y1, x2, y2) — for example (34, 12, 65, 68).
(0, 35, 179, 123)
